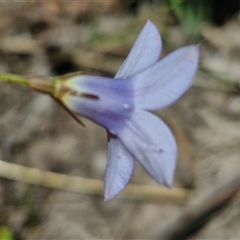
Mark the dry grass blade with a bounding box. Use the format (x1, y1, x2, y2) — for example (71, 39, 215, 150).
(0, 159, 193, 203)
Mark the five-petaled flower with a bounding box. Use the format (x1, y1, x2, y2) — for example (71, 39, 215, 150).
(53, 20, 200, 201)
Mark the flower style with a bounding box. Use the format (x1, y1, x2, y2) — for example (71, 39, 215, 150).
(52, 20, 200, 201)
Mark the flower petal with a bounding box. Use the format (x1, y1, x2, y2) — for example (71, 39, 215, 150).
(104, 135, 135, 201)
(115, 20, 162, 78)
(132, 45, 200, 110)
(117, 110, 177, 187)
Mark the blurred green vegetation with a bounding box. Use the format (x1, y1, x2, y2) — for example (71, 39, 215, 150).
(168, 0, 240, 40)
(168, 0, 211, 40)
(0, 226, 14, 240)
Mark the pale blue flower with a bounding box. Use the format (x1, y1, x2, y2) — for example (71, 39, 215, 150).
(58, 20, 200, 200)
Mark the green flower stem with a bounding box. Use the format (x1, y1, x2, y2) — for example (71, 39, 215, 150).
(0, 73, 30, 86)
(0, 72, 86, 126)
(0, 73, 56, 95)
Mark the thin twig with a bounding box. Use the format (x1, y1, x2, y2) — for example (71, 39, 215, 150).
(0, 159, 193, 203)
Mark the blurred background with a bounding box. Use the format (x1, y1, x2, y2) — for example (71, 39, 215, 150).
(0, 0, 240, 239)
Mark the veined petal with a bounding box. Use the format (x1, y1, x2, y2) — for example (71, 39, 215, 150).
(132, 46, 200, 110)
(117, 110, 177, 187)
(60, 75, 133, 134)
(115, 20, 162, 78)
(104, 135, 135, 201)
